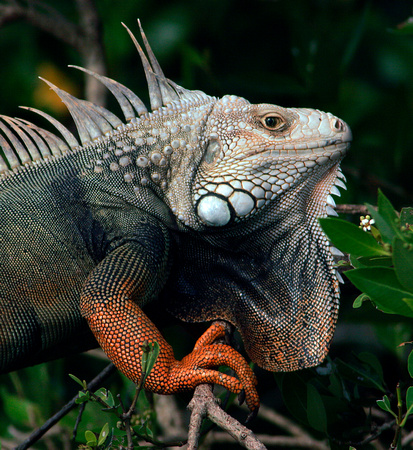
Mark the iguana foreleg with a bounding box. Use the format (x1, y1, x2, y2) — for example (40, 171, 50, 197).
(80, 241, 259, 413)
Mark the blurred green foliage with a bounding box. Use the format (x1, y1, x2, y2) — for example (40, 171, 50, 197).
(320, 191, 413, 448)
(321, 190, 413, 318)
(0, 0, 412, 448)
(69, 342, 161, 449)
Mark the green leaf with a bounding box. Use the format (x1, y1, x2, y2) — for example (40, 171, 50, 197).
(377, 395, 397, 417)
(407, 386, 413, 410)
(105, 390, 115, 408)
(345, 268, 413, 317)
(69, 373, 86, 389)
(327, 373, 343, 398)
(378, 190, 398, 221)
(402, 298, 413, 312)
(367, 190, 402, 244)
(349, 254, 393, 269)
(350, 254, 364, 268)
(393, 238, 413, 292)
(94, 387, 107, 399)
(319, 218, 389, 257)
(92, 387, 116, 410)
(275, 373, 308, 423)
(400, 207, 413, 228)
(379, 394, 391, 410)
(356, 256, 393, 267)
(85, 430, 97, 447)
(76, 390, 91, 404)
(145, 425, 154, 439)
(365, 206, 390, 243)
(335, 358, 385, 391)
(375, 399, 387, 412)
(370, 226, 382, 243)
(353, 293, 370, 308)
(408, 350, 413, 378)
(93, 387, 112, 407)
(98, 423, 110, 446)
(401, 387, 413, 427)
(306, 384, 327, 432)
(141, 341, 160, 383)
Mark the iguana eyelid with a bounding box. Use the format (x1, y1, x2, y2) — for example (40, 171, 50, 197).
(260, 113, 286, 131)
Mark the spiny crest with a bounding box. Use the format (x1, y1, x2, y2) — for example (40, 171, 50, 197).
(0, 21, 196, 177)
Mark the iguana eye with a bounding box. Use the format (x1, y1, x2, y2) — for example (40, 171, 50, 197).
(262, 115, 284, 131)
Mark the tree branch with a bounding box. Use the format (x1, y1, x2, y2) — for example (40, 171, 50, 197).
(0, 0, 81, 48)
(0, 0, 107, 104)
(187, 384, 266, 450)
(257, 404, 329, 449)
(212, 432, 329, 448)
(74, 0, 107, 103)
(336, 203, 369, 215)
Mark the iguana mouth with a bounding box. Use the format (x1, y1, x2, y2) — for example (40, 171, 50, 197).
(243, 140, 350, 160)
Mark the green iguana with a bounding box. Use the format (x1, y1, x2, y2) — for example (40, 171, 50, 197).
(0, 22, 351, 416)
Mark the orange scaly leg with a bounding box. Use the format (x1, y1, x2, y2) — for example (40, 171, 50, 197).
(80, 242, 259, 415)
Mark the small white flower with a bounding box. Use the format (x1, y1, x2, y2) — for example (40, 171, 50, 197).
(359, 215, 375, 231)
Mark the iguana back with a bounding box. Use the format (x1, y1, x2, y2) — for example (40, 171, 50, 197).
(0, 23, 351, 414)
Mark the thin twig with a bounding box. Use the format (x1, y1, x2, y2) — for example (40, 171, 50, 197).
(0, 0, 81, 48)
(15, 363, 116, 450)
(336, 203, 369, 215)
(212, 432, 329, 449)
(117, 394, 134, 450)
(74, 0, 107, 104)
(0, 0, 107, 104)
(187, 384, 266, 450)
(391, 383, 403, 448)
(72, 402, 86, 441)
(401, 430, 413, 447)
(257, 404, 328, 449)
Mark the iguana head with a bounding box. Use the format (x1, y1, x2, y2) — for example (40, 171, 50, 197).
(193, 95, 351, 228)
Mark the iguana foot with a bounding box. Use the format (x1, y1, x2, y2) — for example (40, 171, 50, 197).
(145, 322, 259, 414)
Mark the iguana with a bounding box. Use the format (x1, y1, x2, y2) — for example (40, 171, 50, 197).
(0, 22, 351, 416)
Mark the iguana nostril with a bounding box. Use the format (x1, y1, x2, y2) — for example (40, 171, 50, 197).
(333, 119, 343, 131)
